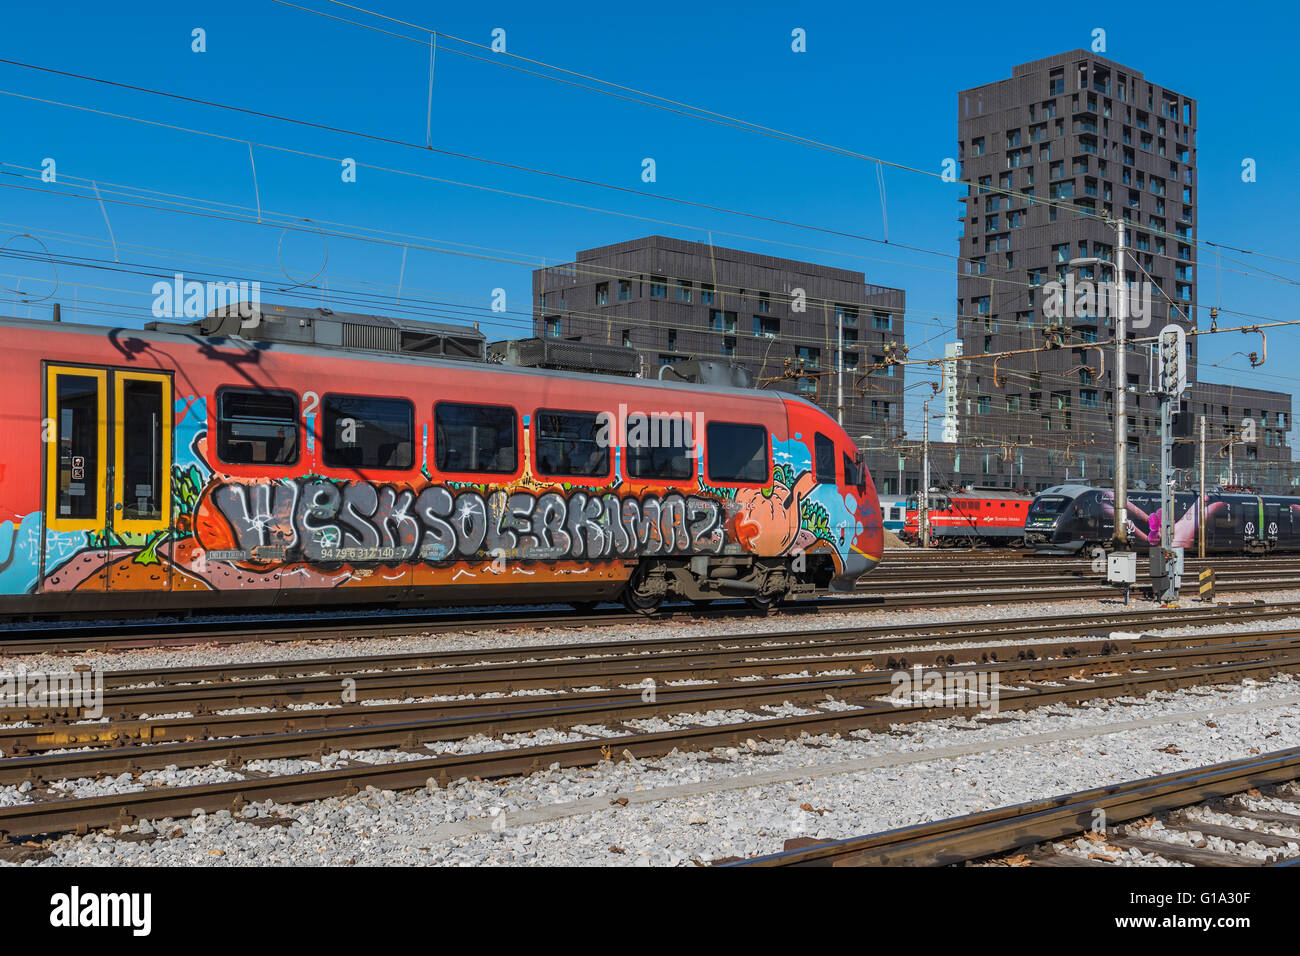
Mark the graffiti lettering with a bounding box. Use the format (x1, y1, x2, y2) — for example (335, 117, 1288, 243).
(203, 480, 726, 565)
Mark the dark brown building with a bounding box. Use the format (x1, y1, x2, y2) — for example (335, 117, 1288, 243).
(951, 51, 1295, 492)
(531, 236, 909, 490)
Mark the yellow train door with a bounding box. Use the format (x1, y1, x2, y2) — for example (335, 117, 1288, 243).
(43, 365, 173, 594)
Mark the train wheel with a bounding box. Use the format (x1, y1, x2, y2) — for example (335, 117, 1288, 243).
(745, 593, 781, 614)
(569, 601, 599, 613)
(622, 589, 662, 616)
(621, 566, 666, 616)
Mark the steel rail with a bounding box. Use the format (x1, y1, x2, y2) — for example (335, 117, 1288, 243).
(7, 630, 1300, 760)
(733, 747, 1300, 867)
(2, 647, 1300, 806)
(3, 652, 1300, 839)
(10, 622, 1300, 723)
(4, 560, 1300, 655)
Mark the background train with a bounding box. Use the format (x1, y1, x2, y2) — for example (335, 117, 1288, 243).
(879, 495, 908, 534)
(899, 487, 1032, 548)
(1026, 483, 1300, 555)
(0, 304, 883, 616)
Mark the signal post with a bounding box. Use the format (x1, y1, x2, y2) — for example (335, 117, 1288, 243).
(1151, 324, 1189, 602)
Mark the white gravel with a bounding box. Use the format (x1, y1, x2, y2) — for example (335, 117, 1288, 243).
(8, 670, 1300, 866)
(7, 588, 1300, 681)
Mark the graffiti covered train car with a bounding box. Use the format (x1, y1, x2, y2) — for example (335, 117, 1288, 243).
(0, 307, 883, 616)
(1026, 483, 1300, 555)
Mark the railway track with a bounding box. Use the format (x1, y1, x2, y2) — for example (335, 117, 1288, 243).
(5, 554, 1300, 656)
(5, 607, 1300, 841)
(734, 747, 1300, 867)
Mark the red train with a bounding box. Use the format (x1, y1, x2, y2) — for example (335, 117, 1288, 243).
(900, 487, 1031, 548)
(0, 304, 883, 615)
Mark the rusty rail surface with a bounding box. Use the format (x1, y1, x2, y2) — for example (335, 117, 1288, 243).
(732, 747, 1300, 867)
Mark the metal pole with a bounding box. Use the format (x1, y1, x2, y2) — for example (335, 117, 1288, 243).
(1198, 414, 1206, 559)
(921, 398, 930, 549)
(1113, 217, 1128, 549)
(1228, 441, 1233, 488)
(836, 308, 844, 426)
(1160, 397, 1173, 551)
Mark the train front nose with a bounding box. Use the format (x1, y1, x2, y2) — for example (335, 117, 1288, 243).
(832, 477, 882, 591)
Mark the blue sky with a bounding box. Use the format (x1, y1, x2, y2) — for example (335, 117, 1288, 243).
(2, 0, 1298, 446)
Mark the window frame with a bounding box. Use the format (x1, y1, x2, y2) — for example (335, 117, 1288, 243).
(320, 392, 416, 472)
(44, 364, 109, 533)
(433, 400, 520, 478)
(814, 432, 838, 485)
(214, 385, 301, 468)
(620, 413, 697, 484)
(114, 370, 173, 534)
(531, 407, 611, 481)
(704, 420, 770, 487)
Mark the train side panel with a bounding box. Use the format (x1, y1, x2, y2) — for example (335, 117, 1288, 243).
(0, 319, 880, 613)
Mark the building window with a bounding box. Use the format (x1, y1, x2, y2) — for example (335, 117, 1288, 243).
(595, 282, 609, 306)
(544, 316, 561, 337)
(709, 309, 737, 333)
(676, 280, 693, 303)
(873, 311, 891, 330)
(701, 283, 715, 305)
(618, 280, 632, 301)
(650, 276, 667, 298)
(754, 315, 779, 338)
(758, 292, 771, 313)
(797, 345, 820, 368)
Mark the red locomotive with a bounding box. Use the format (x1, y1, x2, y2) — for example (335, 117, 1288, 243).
(0, 304, 883, 615)
(901, 487, 1031, 548)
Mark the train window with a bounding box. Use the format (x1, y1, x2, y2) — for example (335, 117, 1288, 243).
(117, 374, 171, 527)
(706, 422, 768, 483)
(843, 452, 866, 493)
(217, 388, 299, 466)
(535, 409, 608, 478)
(322, 395, 414, 470)
(624, 414, 695, 480)
(49, 370, 105, 524)
(814, 432, 836, 483)
(435, 402, 517, 474)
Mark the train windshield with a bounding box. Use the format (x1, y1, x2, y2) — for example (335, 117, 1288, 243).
(1028, 495, 1071, 517)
